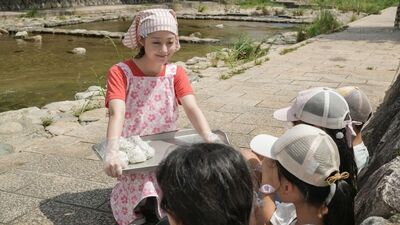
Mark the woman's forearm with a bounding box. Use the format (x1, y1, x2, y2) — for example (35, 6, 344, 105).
(180, 95, 212, 138)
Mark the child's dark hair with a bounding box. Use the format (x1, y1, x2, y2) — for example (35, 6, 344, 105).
(156, 143, 254, 225)
(324, 128, 358, 189)
(134, 46, 145, 58)
(277, 163, 356, 225)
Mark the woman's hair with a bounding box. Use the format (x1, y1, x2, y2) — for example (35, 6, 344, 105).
(324, 128, 357, 189)
(156, 143, 254, 225)
(277, 163, 355, 225)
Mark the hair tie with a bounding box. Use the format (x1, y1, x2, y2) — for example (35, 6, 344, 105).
(325, 183, 336, 205)
(335, 132, 344, 139)
(326, 172, 349, 185)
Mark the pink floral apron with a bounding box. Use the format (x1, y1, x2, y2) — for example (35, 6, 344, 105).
(110, 61, 178, 225)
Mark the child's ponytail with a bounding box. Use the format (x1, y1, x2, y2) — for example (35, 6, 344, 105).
(324, 128, 358, 189)
(324, 179, 356, 225)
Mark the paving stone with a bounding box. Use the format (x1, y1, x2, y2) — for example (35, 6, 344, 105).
(232, 112, 284, 128)
(15, 173, 112, 208)
(8, 201, 68, 225)
(200, 110, 241, 128)
(217, 104, 273, 114)
(21, 135, 94, 158)
(218, 122, 257, 135)
(16, 153, 103, 180)
(249, 126, 286, 137)
(0, 152, 43, 174)
(87, 171, 117, 185)
(0, 191, 41, 224)
(60, 207, 117, 225)
(97, 200, 112, 212)
(227, 133, 253, 148)
(290, 80, 340, 88)
(0, 170, 37, 192)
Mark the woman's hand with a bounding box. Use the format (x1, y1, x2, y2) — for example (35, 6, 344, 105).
(104, 150, 128, 177)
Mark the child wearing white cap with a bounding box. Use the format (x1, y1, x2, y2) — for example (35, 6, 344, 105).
(272, 87, 358, 188)
(104, 8, 218, 225)
(251, 124, 356, 225)
(336, 86, 372, 174)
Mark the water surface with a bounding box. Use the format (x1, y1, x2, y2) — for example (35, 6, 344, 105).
(0, 19, 296, 112)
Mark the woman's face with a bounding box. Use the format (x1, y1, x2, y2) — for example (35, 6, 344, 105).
(141, 31, 178, 64)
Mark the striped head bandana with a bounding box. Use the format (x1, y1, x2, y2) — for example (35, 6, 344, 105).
(122, 8, 180, 51)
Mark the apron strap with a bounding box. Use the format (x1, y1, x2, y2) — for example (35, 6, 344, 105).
(165, 64, 177, 78)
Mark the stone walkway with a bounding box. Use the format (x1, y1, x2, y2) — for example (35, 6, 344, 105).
(0, 7, 399, 225)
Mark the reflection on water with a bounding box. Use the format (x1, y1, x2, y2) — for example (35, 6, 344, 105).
(0, 19, 296, 112)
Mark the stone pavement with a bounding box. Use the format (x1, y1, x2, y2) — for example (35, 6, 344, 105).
(0, 7, 399, 225)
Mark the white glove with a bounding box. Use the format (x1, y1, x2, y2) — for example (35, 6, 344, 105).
(103, 137, 128, 178)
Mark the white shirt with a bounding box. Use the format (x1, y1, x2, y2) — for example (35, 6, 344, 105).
(270, 203, 297, 225)
(353, 142, 369, 174)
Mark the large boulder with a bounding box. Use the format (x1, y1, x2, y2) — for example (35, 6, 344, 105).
(355, 157, 400, 224)
(356, 72, 400, 224)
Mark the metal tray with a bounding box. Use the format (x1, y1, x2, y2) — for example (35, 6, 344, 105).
(92, 129, 229, 174)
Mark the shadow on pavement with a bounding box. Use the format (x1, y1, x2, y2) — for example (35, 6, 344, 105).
(39, 188, 118, 225)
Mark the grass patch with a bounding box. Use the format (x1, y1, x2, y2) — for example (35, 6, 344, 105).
(41, 117, 53, 127)
(238, 0, 283, 8)
(312, 0, 398, 14)
(350, 13, 358, 22)
(280, 47, 297, 55)
(297, 10, 341, 42)
(292, 8, 305, 16)
(225, 35, 268, 67)
(198, 4, 207, 13)
(366, 66, 374, 70)
(25, 8, 39, 18)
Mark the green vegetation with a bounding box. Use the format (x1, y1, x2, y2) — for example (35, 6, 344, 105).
(350, 13, 358, 22)
(297, 10, 341, 42)
(41, 117, 53, 127)
(57, 15, 67, 20)
(312, 0, 398, 14)
(198, 4, 207, 13)
(238, 0, 283, 8)
(225, 35, 268, 67)
(292, 8, 305, 16)
(280, 47, 297, 55)
(25, 8, 39, 18)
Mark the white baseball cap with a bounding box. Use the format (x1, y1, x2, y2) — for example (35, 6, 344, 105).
(251, 124, 341, 187)
(250, 134, 278, 158)
(336, 86, 372, 124)
(273, 87, 351, 129)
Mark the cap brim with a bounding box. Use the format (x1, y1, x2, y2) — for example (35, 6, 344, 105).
(273, 106, 297, 122)
(250, 134, 278, 159)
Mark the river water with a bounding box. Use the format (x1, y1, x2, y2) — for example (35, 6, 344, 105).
(0, 19, 296, 112)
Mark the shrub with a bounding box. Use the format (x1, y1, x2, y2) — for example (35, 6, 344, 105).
(198, 4, 207, 13)
(25, 8, 39, 18)
(225, 35, 268, 67)
(297, 10, 341, 41)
